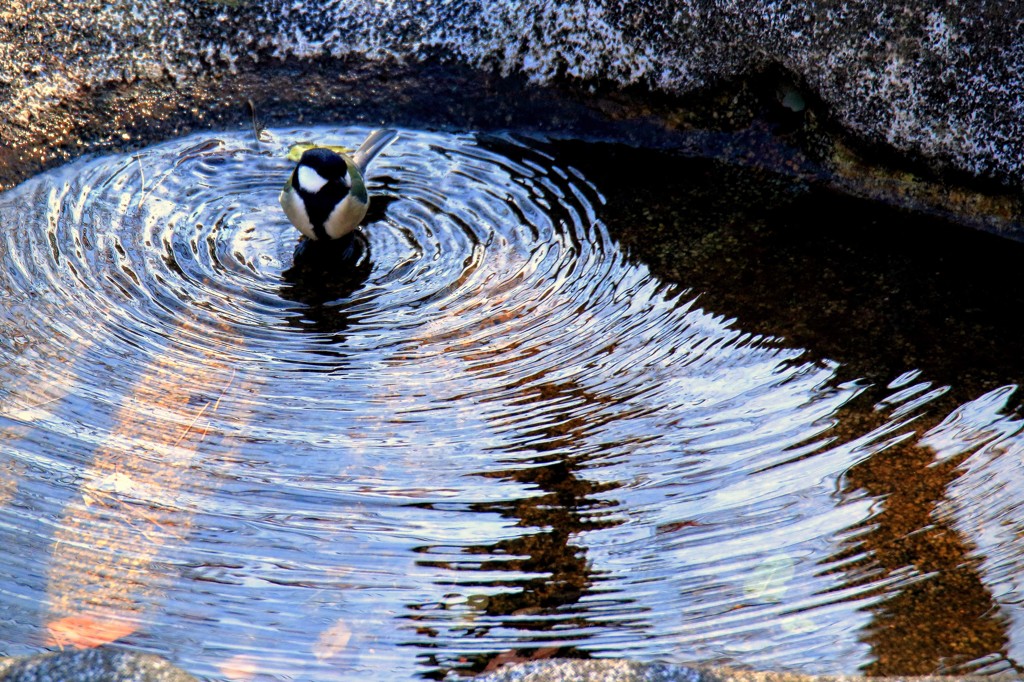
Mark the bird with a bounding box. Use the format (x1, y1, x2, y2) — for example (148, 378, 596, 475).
(279, 129, 398, 242)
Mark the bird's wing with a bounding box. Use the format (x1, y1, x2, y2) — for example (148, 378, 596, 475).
(352, 129, 399, 175)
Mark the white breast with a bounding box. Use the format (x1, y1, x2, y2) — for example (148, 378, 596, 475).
(323, 194, 369, 240)
(280, 188, 317, 240)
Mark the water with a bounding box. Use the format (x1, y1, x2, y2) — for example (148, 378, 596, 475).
(1, 127, 1024, 680)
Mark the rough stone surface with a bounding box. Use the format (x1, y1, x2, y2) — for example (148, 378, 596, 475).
(0, 656, 997, 682)
(476, 661, 1001, 682)
(478, 660, 704, 682)
(0, 648, 198, 682)
(1, 0, 1022, 191)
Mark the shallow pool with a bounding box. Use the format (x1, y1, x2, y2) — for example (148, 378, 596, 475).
(1, 127, 1023, 679)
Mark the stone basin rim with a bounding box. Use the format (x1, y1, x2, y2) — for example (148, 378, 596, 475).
(1, 56, 1021, 244)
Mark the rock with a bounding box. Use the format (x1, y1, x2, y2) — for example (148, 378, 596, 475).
(476, 660, 990, 682)
(0, 1, 1021, 231)
(0, 648, 198, 682)
(477, 660, 703, 682)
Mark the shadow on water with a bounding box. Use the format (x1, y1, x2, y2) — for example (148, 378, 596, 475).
(555, 139, 1024, 402)
(3, 127, 1024, 680)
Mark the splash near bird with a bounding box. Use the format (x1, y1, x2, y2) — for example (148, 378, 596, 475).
(279, 129, 398, 241)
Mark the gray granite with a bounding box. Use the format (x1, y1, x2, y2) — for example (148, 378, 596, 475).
(1, 1, 1022, 189)
(476, 661, 1005, 682)
(0, 649, 197, 682)
(0, 655, 1010, 682)
(477, 660, 704, 682)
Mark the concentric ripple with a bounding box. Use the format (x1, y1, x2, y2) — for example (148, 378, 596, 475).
(3, 127, 1020, 679)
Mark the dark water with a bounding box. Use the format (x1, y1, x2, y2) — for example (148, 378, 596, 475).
(2, 127, 1024, 680)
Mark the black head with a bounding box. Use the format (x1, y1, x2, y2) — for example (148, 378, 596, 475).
(298, 147, 349, 184)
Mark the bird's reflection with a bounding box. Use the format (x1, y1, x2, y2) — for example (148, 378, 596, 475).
(277, 232, 373, 352)
(283, 233, 371, 302)
(277, 231, 373, 345)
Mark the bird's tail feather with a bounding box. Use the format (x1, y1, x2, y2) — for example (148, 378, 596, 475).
(353, 129, 399, 174)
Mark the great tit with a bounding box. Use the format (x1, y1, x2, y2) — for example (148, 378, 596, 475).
(279, 129, 398, 241)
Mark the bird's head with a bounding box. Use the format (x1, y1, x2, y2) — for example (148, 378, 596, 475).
(295, 147, 350, 198)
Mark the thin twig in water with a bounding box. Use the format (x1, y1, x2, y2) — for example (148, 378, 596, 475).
(202, 367, 236, 439)
(212, 368, 237, 414)
(8, 394, 63, 418)
(248, 99, 268, 149)
(135, 154, 146, 197)
(136, 152, 179, 206)
(173, 401, 211, 448)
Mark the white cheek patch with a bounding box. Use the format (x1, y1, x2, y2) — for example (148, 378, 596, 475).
(297, 165, 329, 194)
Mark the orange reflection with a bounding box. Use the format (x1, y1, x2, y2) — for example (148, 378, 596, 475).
(44, 318, 250, 649)
(312, 619, 353, 663)
(217, 654, 261, 682)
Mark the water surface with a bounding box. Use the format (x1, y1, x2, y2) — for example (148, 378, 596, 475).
(1, 127, 1024, 679)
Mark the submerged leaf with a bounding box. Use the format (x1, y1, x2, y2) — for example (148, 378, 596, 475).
(218, 654, 260, 681)
(743, 554, 795, 602)
(312, 619, 353, 662)
(45, 614, 137, 649)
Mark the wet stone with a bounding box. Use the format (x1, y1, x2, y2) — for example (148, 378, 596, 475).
(476, 662, 1002, 682)
(0, 649, 197, 682)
